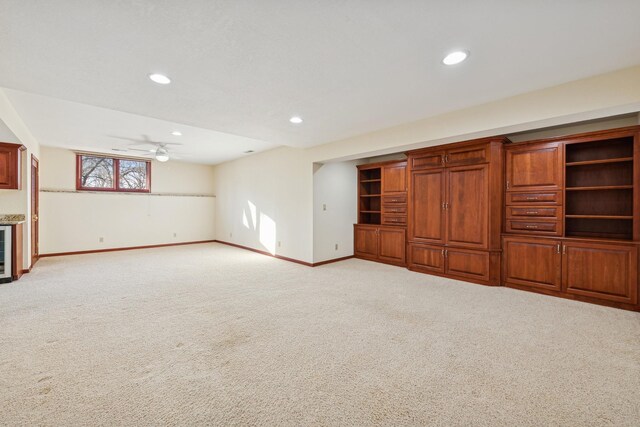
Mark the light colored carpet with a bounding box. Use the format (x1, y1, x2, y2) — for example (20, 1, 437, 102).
(1, 243, 639, 426)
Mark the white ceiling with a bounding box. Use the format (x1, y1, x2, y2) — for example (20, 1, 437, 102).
(3, 89, 277, 164)
(1, 1, 640, 163)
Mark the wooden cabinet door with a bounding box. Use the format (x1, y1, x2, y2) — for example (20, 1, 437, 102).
(0, 144, 20, 189)
(445, 248, 490, 282)
(505, 142, 562, 191)
(382, 163, 406, 193)
(408, 243, 444, 273)
(446, 164, 488, 249)
(354, 226, 378, 259)
(562, 242, 638, 304)
(11, 223, 24, 280)
(378, 227, 406, 265)
(502, 237, 561, 291)
(409, 169, 445, 244)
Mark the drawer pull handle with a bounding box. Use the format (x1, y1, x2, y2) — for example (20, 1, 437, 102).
(526, 211, 538, 214)
(524, 225, 538, 229)
(526, 197, 539, 201)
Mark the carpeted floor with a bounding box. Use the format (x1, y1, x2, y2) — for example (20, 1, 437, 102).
(1, 243, 639, 426)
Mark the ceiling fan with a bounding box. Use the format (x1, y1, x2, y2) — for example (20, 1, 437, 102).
(110, 135, 183, 162)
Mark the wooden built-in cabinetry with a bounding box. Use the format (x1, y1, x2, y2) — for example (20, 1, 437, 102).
(503, 126, 640, 310)
(353, 126, 640, 311)
(406, 138, 506, 285)
(354, 224, 406, 266)
(354, 161, 407, 266)
(0, 142, 25, 190)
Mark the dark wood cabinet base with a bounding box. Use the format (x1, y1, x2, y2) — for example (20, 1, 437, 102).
(505, 281, 640, 312)
(407, 243, 501, 286)
(502, 235, 639, 311)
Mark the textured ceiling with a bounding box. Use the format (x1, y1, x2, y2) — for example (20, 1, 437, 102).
(1, 0, 640, 161)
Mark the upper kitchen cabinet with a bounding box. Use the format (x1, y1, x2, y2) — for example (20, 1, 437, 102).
(505, 142, 563, 191)
(0, 143, 25, 190)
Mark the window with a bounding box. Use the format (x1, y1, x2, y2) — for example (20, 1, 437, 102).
(76, 154, 150, 192)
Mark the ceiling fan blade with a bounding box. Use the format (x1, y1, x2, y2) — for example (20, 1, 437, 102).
(126, 148, 154, 152)
(109, 135, 148, 144)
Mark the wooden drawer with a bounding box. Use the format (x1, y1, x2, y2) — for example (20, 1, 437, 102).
(382, 215, 407, 225)
(506, 206, 560, 219)
(506, 191, 561, 205)
(506, 220, 561, 235)
(382, 205, 406, 214)
(382, 194, 407, 204)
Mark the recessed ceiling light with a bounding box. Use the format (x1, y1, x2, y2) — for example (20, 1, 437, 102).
(289, 116, 303, 124)
(442, 51, 468, 65)
(171, 131, 182, 136)
(149, 73, 171, 84)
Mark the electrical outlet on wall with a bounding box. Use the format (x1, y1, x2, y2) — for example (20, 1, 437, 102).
(323, 204, 327, 211)
(278, 241, 281, 247)
(173, 232, 177, 238)
(99, 237, 104, 243)
(335, 243, 338, 250)
(230, 232, 233, 238)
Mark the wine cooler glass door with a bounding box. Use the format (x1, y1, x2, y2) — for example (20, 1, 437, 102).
(0, 226, 11, 280)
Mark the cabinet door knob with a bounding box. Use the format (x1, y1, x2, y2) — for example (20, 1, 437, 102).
(556, 244, 560, 254)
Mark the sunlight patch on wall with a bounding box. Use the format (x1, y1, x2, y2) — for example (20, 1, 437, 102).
(248, 201, 257, 229)
(242, 209, 249, 228)
(259, 212, 277, 255)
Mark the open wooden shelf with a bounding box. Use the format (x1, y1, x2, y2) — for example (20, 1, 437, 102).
(564, 135, 635, 241)
(566, 185, 633, 191)
(360, 194, 381, 197)
(360, 210, 381, 213)
(565, 157, 633, 167)
(360, 179, 381, 183)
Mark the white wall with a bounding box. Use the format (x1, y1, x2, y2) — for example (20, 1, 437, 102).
(313, 161, 359, 263)
(39, 146, 216, 254)
(212, 65, 640, 264)
(0, 117, 19, 141)
(212, 147, 314, 263)
(0, 117, 24, 213)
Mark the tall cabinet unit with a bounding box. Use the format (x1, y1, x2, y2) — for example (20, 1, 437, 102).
(502, 126, 640, 310)
(406, 138, 506, 285)
(354, 161, 407, 266)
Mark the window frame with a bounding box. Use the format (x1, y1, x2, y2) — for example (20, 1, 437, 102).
(76, 153, 152, 193)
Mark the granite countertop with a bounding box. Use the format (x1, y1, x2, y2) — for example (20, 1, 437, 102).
(0, 214, 26, 225)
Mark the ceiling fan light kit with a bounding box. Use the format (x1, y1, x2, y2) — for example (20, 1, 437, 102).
(155, 147, 170, 162)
